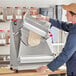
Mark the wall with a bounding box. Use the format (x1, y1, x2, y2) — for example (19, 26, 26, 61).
(0, 0, 76, 8)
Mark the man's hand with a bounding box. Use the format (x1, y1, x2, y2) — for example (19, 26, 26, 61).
(36, 65, 53, 73)
(36, 14, 50, 21)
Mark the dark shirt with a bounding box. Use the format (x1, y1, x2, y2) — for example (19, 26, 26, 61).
(47, 19, 76, 71)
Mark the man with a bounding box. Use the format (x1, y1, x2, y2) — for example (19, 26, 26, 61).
(36, 3, 76, 76)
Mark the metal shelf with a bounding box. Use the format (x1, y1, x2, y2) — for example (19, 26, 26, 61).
(0, 45, 10, 56)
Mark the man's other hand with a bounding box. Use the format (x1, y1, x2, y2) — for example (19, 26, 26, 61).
(36, 65, 52, 73)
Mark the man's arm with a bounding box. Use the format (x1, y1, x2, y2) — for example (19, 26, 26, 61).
(47, 34, 76, 71)
(49, 19, 73, 32)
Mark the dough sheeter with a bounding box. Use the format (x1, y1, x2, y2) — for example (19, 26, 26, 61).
(10, 13, 55, 72)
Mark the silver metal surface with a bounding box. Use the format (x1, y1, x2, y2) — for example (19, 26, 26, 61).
(10, 17, 54, 71)
(23, 14, 51, 38)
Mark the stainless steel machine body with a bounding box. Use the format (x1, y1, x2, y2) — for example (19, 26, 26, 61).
(10, 14, 55, 71)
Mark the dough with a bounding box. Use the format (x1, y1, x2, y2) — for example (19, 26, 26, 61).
(28, 31, 41, 46)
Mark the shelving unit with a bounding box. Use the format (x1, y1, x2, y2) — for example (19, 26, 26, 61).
(0, 21, 10, 67)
